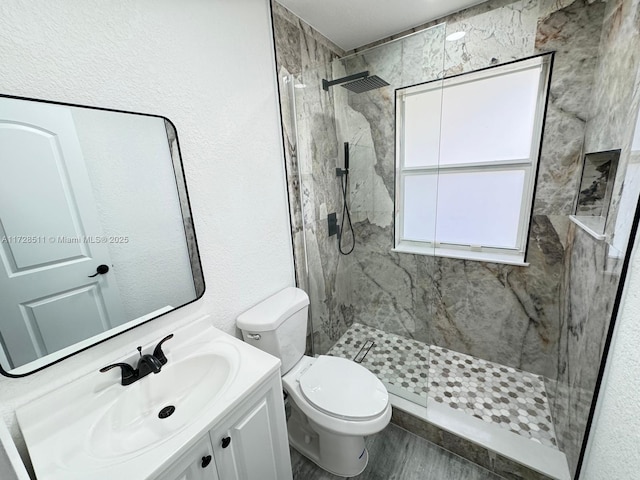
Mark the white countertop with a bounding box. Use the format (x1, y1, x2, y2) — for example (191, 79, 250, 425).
(16, 315, 281, 480)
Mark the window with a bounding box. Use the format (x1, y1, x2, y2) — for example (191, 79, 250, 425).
(394, 54, 552, 265)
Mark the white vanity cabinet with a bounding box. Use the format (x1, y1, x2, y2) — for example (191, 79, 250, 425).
(155, 436, 218, 480)
(16, 319, 292, 480)
(156, 373, 292, 480)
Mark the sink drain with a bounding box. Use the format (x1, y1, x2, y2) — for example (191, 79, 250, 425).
(158, 405, 176, 419)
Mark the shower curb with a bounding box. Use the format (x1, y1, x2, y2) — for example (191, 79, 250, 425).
(390, 395, 570, 480)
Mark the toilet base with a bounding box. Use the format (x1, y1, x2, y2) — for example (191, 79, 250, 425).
(287, 400, 369, 477)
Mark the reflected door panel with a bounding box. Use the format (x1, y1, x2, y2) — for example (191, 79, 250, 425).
(0, 99, 126, 369)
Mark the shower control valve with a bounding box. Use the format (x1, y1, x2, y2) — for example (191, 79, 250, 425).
(328, 213, 339, 237)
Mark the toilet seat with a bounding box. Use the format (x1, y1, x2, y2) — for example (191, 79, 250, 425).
(299, 355, 388, 421)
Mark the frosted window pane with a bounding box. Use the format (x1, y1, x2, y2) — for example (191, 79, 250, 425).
(403, 88, 442, 168)
(435, 170, 526, 248)
(403, 175, 438, 241)
(439, 67, 541, 165)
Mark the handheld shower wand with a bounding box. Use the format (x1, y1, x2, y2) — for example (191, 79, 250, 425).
(338, 142, 355, 255)
(344, 141, 350, 174)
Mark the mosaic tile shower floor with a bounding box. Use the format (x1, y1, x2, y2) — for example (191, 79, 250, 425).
(327, 323, 558, 449)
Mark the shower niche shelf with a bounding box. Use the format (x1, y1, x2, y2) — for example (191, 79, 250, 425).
(571, 149, 621, 241)
(569, 215, 607, 240)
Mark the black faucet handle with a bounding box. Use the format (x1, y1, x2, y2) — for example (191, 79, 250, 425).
(153, 334, 174, 365)
(99, 362, 137, 385)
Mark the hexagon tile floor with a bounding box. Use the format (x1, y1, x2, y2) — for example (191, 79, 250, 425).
(327, 323, 558, 449)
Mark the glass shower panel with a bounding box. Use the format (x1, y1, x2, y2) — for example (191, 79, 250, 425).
(320, 24, 446, 407)
(289, 60, 346, 358)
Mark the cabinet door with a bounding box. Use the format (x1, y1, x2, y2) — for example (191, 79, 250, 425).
(212, 397, 280, 480)
(155, 435, 219, 480)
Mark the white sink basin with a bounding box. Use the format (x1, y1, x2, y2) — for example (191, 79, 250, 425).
(14, 325, 277, 480)
(88, 352, 233, 459)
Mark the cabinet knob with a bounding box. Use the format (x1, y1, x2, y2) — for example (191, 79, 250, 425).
(201, 455, 212, 468)
(221, 436, 231, 449)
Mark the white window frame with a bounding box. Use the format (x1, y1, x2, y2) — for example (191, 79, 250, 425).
(393, 54, 553, 266)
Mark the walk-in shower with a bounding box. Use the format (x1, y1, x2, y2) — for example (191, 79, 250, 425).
(273, 0, 640, 478)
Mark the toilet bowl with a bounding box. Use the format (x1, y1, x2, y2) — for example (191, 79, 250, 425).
(237, 287, 391, 477)
(283, 355, 391, 476)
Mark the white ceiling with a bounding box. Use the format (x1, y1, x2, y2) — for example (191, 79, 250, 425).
(276, 0, 488, 51)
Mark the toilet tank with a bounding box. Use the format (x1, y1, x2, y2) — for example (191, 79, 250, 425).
(237, 287, 309, 374)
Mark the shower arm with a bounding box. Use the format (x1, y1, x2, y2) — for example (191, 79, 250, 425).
(322, 71, 369, 91)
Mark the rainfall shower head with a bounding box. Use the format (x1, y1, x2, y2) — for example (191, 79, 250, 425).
(342, 75, 390, 93)
(322, 71, 390, 93)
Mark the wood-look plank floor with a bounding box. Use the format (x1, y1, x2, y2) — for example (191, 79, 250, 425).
(290, 423, 504, 480)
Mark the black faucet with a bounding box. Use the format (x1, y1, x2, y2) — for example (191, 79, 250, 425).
(100, 334, 174, 386)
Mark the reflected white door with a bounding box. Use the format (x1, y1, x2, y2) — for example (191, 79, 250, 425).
(0, 98, 126, 369)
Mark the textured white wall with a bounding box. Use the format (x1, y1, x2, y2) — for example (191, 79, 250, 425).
(581, 232, 640, 479)
(0, 0, 294, 474)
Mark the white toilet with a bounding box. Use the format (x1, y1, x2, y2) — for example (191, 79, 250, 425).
(237, 287, 391, 477)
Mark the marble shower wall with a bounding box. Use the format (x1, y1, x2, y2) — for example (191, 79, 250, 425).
(336, 0, 605, 380)
(549, 0, 640, 474)
(271, 2, 349, 353)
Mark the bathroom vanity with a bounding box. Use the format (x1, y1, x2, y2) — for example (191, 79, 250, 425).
(15, 316, 293, 480)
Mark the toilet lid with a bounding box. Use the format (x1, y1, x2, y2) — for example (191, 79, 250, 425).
(299, 356, 388, 420)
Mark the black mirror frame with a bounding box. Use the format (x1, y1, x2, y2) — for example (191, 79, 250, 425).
(0, 93, 205, 378)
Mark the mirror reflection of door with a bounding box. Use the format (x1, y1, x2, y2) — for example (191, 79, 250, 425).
(0, 99, 126, 369)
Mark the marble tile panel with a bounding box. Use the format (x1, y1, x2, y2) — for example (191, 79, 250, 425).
(593, 0, 640, 239)
(302, 221, 347, 355)
(551, 223, 624, 476)
(533, 0, 606, 215)
(544, 378, 594, 478)
(271, 1, 343, 72)
(271, 6, 303, 75)
(442, 0, 539, 76)
(400, 25, 446, 86)
(426, 216, 564, 379)
(556, 12, 640, 460)
(335, 222, 426, 342)
(583, 0, 640, 155)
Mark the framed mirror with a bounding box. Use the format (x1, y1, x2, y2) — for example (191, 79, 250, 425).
(0, 94, 204, 376)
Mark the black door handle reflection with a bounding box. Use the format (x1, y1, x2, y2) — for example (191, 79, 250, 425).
(88, 264, 110, 277)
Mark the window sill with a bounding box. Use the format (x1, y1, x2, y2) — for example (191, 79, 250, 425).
(392, 243, 529, 266)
